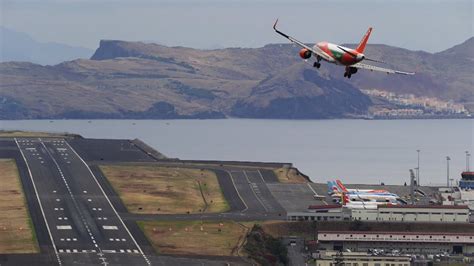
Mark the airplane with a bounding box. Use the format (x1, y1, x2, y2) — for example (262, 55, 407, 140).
(327, 180, 391, 195)
(273, 19, 415, 78)
(341, 192, 401, 209)
(335, 180, 389, 194)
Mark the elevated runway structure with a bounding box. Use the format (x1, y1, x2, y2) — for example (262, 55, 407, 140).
(15, 138, 151, 265)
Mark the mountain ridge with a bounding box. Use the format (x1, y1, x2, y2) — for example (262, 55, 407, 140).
(0, 37, 472, 119)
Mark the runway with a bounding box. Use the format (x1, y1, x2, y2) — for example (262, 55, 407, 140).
(15, 138, 151, 265)
(0, 136, 291, 265)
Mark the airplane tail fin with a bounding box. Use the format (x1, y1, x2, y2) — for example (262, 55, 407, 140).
(341, 192, 349, 205)
(336, 179, 348, 193)
(327, 181, 334, 193)
(356, 27, 372, 53)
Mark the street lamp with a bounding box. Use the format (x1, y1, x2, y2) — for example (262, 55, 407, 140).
(466, 151, 471, 172)
(446, 156, 451, 187)
(417, 149, 421, 186)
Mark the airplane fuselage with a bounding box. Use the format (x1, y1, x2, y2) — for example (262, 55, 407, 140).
(315, 42, 365, 66)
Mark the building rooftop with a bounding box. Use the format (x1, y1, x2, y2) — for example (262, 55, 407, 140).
(379, 205, 469, 209)
(308, 204, 342, 210)
(318, 230, 474, 236)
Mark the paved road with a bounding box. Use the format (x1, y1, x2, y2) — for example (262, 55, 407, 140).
(15, 138, 151, 265)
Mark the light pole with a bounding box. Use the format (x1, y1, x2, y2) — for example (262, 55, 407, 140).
(417, 149, 421, 186)
(446, 156, 451, 187)
(466, 151, 471, 172)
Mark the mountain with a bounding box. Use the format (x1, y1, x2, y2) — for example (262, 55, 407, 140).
(0, 27, 93, 65)
(0, 38, 472, 119)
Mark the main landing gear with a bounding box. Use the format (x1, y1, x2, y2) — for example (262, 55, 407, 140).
(313, 55, 322, 69)
(344, 66, 358, 79)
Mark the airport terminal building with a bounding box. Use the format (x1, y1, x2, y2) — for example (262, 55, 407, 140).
(351, 205, 470, 223)
(317, 231, 474, 255)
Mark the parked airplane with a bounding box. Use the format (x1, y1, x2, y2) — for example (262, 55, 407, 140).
(327, 180, 403, 207)
(341, 191, 400, 209)
(336, 180, 389, 194)
(327, 180, 391, 196)
(273, 19, 415, 78)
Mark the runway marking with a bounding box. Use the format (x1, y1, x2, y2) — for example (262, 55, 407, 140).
(64, 140, 151, 265)
(56, 225, 72, 230)
(40, 139, 108, 265)
(102, 225, 118, 230)
(253, 170, 267, 183)
(16, 138, 63, 265)
(243, 170, 269, 212)
(225, 170, 249, 213)
(103, 250, 116, 253)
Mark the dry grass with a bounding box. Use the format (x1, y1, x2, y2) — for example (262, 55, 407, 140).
(273, 167, 309, 184)
(0, 130, 66, 138)
(0, 159, 38, 254)
(138, 220, 253, 256)
(100, 165, 229, 214)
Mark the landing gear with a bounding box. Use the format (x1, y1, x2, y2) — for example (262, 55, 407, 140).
(344, 67, 357, 79)
(313, 62, 321, 69)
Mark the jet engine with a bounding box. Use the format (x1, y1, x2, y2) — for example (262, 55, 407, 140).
(299, 48, 312, 59)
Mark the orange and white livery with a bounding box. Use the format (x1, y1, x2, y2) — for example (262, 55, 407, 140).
(273, 19, 414, 78)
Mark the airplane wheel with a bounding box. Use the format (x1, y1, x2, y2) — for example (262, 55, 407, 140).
(313, 62, 321, 68)
(343, 72, 347, 77)
(348, 74, 352, 79)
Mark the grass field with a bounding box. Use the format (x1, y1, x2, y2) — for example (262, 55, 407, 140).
(138, 220, 253, 256)
(273, 167, 309, 184)
(100, 165, 229, 214)
(0, 159, 39, 254)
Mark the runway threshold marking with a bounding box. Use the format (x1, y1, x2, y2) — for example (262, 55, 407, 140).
(40, 138, 109, 265)
(56, 225, 72, 230)
(15, 138, 63, 266)
(63, 140, 152, 266)
(102, 225, 118, 230)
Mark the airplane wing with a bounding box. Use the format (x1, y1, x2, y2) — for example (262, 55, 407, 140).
(351, 62, 415, 75)
(273, 19, 334, 62)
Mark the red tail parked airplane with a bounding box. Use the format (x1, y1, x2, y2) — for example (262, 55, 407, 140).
(273, 19, 414, 78)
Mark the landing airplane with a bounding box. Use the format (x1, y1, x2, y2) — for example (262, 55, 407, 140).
(273, 19, 415, 78)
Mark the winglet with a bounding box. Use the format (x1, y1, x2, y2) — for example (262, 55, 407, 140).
(272, 18, 290, 39)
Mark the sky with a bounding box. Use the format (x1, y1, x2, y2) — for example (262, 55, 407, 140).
(1, 0, 472, 52)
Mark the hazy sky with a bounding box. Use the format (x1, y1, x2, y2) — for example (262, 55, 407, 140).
(1, 0, 472, 52)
